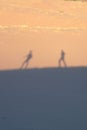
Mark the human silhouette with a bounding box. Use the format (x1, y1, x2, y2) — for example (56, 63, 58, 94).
(21, 51, 33, 69)
(58, 50, 67, 67)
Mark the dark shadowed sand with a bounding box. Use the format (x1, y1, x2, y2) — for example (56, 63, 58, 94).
(0, 67, 87, 130)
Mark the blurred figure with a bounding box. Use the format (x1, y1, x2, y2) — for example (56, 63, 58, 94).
(58, 50, 67, 67)
(21, 51, 33, 69)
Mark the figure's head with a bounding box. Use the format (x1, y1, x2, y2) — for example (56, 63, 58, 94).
(29, 50, 32, 54)
(61, 50, 63, 54)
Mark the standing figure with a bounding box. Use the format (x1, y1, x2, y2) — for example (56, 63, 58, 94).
(58, 50, 67, 67)
(21, 51, 33, 69)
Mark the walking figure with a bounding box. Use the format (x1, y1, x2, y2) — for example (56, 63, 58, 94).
(21, 51, 33, 69)
(58, 50, 67, 67)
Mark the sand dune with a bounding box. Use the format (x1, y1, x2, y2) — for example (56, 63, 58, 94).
(0, 67, 87, 129)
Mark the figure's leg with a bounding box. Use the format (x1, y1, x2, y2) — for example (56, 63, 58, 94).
(58, 59, 61, 67)
(20, 61, 25, 69)
(63, 60, 67, 67)
(25, 61, 29, 69)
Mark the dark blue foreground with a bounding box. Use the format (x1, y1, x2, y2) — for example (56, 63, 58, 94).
(0, 67, 87, 130)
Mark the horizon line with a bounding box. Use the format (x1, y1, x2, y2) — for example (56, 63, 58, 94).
(0, 66, 87, 72)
